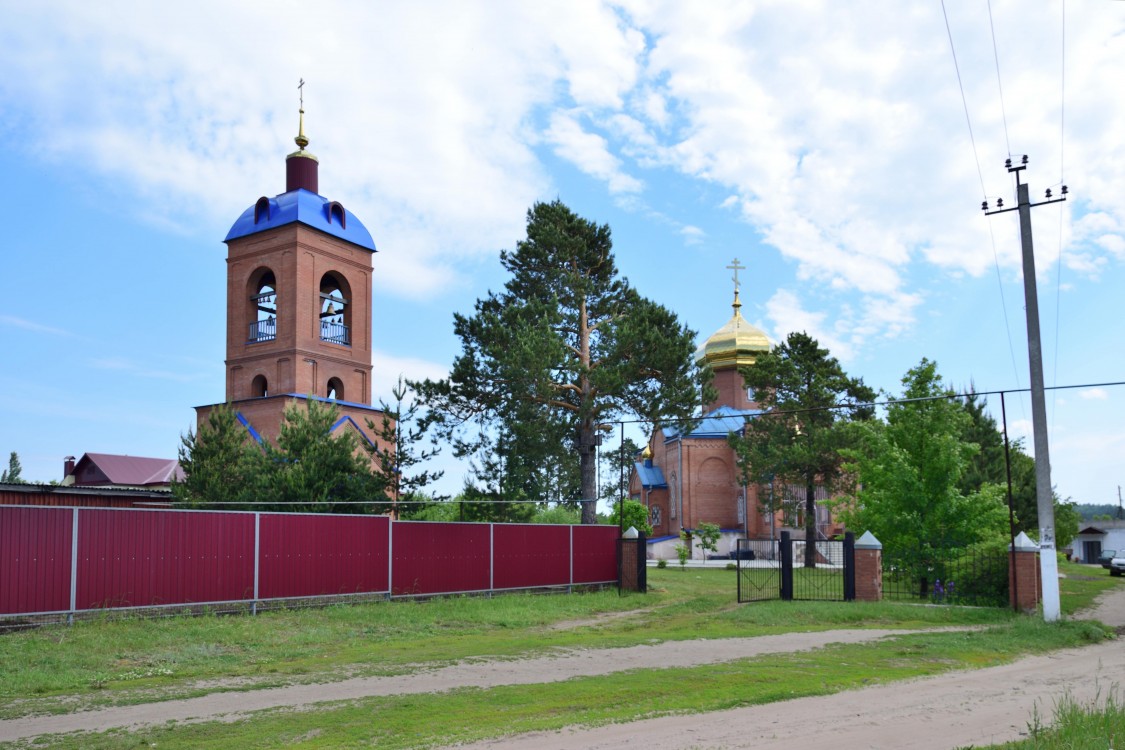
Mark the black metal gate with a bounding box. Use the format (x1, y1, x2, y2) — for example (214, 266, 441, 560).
(738, 531, 855, 603)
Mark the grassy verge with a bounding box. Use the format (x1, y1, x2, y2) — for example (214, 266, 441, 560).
(6, 618, 1112, 750)
(978, 687, 1125, 749)
(0, 568, 1014, 719)
(1, 562, 1120, 732)
(1057, 558, 1121, 615)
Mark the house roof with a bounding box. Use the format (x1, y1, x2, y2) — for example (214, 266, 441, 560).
(1077, 520, 1125, 535)
(663, 404, 761, 440)
(72, 453, 183, 486)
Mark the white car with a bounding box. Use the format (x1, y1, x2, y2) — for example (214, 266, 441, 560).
(1109, 556, 1125, 577)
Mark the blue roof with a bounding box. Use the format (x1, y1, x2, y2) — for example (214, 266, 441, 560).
(634, 462, 668, 489)
(225, 189, 377, 252)
(664, 404, 761, 440)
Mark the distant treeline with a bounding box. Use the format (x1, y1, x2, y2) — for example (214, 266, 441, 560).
(1075, 503, 1125, 521)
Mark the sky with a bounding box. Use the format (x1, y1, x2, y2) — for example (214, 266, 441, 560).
(1, 1, 1123, 508)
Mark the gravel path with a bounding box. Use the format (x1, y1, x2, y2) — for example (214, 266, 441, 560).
(2, 583, 1122, 747)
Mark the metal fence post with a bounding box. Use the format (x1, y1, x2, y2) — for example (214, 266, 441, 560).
(780, 530, 793, 601)
(69, 507, 79, 626)
(843, 531, 856, 602)
(252, 512, 260, 616)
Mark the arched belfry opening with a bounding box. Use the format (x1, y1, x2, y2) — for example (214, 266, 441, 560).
(326, 377, 344, 401)
(319, 272, 350, 346)
(248, 268, 277, 343)
(251, 374, 269, 397)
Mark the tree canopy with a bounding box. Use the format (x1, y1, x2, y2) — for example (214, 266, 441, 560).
(1, 451, 23, 483)
(834, 359, 1009, 554)
(416, 200, 710, 523)
(729, 331, 874, 565)
(174, 400, 387, 513)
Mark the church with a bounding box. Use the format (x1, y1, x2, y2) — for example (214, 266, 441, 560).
(629, 267, 842, 559)
(195, 103, 388, 453)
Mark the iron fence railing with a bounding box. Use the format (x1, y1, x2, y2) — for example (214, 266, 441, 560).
(320, 320, 350, 345)
(882, 545, 1009, 607)
(248, 319, 277, 342)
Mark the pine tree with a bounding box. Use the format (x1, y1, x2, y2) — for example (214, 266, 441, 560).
(368, 375, 446, 518)
(729, 332, 874, 566)
(416, 200, 710, 524)
(1, 451, 23, 483)
(173, 405, 256, 507)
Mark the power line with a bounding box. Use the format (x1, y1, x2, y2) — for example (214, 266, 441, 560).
(941, 0, 1024, 409)
(987, 0, 1011, 156)
(1050, 0, 1068, 445)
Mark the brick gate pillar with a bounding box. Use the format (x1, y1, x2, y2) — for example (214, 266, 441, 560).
(1009, 531, 1042, 613)
(853, 531, 883, 602)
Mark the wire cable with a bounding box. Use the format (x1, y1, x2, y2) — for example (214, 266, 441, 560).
(941, 0, 1025, 409)
(987, 0, 1012, 156)
(1050, 0, 1068, 443)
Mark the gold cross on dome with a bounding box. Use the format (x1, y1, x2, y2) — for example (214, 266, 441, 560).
(298, 78, 305, 108)
(726, 257, 746, 294)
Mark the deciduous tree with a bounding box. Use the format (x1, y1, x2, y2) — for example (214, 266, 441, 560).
(835, 359, 1009, 555)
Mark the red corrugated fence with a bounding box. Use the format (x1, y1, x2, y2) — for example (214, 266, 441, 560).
(0, 506, 619, 617)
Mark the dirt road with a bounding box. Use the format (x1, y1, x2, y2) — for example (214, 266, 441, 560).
(2, 586, 1122, 747)
(456, 584, 1125, 750)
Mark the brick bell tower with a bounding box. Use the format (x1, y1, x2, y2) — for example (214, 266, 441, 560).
(196, 101, 385, 448)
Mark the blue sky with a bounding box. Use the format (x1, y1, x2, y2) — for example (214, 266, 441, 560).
(1, 1, 1123, 507)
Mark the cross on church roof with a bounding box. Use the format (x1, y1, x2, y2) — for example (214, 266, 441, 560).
(726, 257, 746, 295)
(298, 77, 305, 108)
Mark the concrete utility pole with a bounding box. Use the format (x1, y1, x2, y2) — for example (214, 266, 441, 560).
(983, 155, 1067, 622)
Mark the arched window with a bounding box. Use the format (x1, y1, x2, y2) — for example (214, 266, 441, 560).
(251, 375, 268, 397)
(319, 272, 351, 345)
(248, 268, 277, 343)
(326, 377, 344, 401)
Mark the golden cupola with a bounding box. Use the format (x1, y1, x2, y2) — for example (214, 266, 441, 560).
(694, 289, 770, 369)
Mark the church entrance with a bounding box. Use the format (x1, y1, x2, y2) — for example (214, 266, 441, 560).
(737, 531, 856, 603)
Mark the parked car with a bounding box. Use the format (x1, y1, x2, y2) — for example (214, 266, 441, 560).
(1109, 556, 1125, 577)
(1099, 549, 1117, 569)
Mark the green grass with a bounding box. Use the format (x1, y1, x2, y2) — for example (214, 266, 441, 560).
(1058, 558, 1121, 615)
(1, 563, 1121, 746)
(0, 568, 1021, 720)
(6, 617, 1112, 750)
(978, 687, 1125, 749)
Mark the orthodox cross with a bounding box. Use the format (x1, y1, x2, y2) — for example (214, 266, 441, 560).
(298, 78, 305, 108)
(726, 257, 746, 295)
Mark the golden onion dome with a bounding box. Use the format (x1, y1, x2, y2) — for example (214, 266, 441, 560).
(694, 290, 771, 368)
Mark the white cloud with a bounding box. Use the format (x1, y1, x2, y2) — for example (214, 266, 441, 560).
(371, 351, 450, 405)
(679, 225, 705, 245)
(0, 315, 71, 336)
(545, 111, 644, 194)
(1079, 388, 1109, 401)
(764, 289, 853, 361)
(3, 0, 1125, 358)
